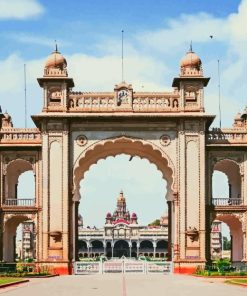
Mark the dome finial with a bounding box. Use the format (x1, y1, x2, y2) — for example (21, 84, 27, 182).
(189, 40, 193, 52)
(54, 39, 58, 52)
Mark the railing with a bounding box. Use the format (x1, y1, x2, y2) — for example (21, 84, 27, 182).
(3, 199, 36, 207)
(68, 93, 180, 112)
(139, 248, 155, 252)
(212, 198, 243, 206)
(207, 129, 247, 144)
(74, 259, 172, 275)
(0, 128, 41, 144)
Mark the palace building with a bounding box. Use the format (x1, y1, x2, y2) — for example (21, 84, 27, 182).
(78, 191, 168, 259)
(0, 46, 247, 274)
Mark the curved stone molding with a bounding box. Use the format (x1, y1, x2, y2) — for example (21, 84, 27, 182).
(73, 136, 176, 201)
(76, 135, 88, 147)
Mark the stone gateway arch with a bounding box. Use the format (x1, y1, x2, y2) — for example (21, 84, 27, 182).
(0, 47, 247, 274)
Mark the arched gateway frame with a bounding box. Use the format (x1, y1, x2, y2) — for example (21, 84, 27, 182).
(3, 47, 246, 276)
(72, 136, 176, 261)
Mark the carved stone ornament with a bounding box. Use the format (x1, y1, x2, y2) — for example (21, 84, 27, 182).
(160, 134, 171, 146)
(186, 227, 199, 242)
(76, 135, 88, 147)
(49, 231, 62, 243)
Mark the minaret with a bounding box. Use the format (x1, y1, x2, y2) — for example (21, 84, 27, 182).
(172, 46, 210, 112)
(117, 190, 127, 214)
(37, 46, 74, 112)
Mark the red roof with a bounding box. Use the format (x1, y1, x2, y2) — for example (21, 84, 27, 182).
(113, 219, 130, 225)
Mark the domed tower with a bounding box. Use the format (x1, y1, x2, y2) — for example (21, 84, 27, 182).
(117, 190, 127, 213)
(130, 212, 138, 224)
(1, 111, 13, 128)
(37, 46, 74, 112)
(172, 45, 210, 112)
(233, 112, 243, 128)
(105, 212, 112, 224)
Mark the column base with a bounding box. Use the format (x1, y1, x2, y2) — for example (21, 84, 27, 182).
(36, 261, 72, 275)
(173, 260, 206, 274)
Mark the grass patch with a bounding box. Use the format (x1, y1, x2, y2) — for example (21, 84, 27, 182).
(226, 279, 247, 285)
(0, 277, 25, 286)
(225, 278, 247, 287)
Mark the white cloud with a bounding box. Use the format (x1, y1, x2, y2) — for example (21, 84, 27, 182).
(0, 54, 43, 127)
(68, 53, 167, 92)
(4, 33, 71, 48)
(137, 13, 228, 56)
(0, 0, 44, 20)
(2, 0, 247, 129)
(80, 155, 167, 226)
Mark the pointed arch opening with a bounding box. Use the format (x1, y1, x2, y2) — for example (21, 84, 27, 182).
(74, 137, 176, 261)
(212, 159, 242, 206)
(212, 214, 243, 263)
(4, 159, 35, 206)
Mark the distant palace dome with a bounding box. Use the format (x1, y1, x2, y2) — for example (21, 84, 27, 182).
(106, 212, 112, 218)
(45, 48, 67, 70)
(180, 49, 201, 69)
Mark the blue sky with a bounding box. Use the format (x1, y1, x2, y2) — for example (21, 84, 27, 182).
(0, 0, 243, 231)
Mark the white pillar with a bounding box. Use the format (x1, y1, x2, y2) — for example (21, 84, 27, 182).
(129, 241, 132, 258)
(153, 241, 157, 258)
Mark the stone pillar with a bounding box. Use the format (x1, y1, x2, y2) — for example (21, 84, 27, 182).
(87, 242, 90, 258)
(0, 213, 3, 261)
(173, 193, 179, 261)
(129, 241, 132, 258)
(72, 188, 80, 262)
(72, 200, 79, 262)
(111, 241, 114, 258)
(153, 241, 156, 258)
(167, 200, 172, 260)
(137, 241, 140, 257)
(103, 241, 106, 256)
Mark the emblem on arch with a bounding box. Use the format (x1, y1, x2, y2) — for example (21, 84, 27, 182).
(114, 82, 133, 107)
(160, 135, 171, 146)
(76, 135, 88, 147)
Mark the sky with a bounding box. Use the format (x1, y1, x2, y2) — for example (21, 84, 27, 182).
(0, 0, 243, 232)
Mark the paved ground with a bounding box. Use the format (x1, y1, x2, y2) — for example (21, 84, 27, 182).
(0, 274, 246, 296)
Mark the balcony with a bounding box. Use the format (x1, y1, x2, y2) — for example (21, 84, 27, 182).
(3, 198, 36, 207)
(212, 198, 243, 206)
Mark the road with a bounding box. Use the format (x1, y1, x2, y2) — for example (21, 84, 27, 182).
(0, 274, 246, 296)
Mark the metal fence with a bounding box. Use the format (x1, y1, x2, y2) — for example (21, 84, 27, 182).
(212, 198, 242, 206)
(4, 198, 35, 206)
(74, 259, 172, 275)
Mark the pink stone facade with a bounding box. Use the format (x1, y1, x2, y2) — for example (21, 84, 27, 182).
(0, 47, 246, 274)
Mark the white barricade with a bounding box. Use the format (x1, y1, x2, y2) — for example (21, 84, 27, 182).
(74, 260, 172, 275)
(124, 261, 145, 273)
(103, 261, 123, 273)
(74, 261, 101, 275)
(146, 261, 172, 274)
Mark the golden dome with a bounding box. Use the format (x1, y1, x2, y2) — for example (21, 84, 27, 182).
(180, 50, 201, 69)
(45, 50, 67, 69)
(118, 190, 125, 201)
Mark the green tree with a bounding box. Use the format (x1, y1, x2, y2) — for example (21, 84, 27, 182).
(148, 219, 160, 226)
(223, 236, 231, 250)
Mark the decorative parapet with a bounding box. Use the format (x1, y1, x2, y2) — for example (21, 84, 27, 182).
(68, 91, 186, 112)
(206, 128, 247, 145)
(44, 68, 67, 77)
(0, 128, 41, 145)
